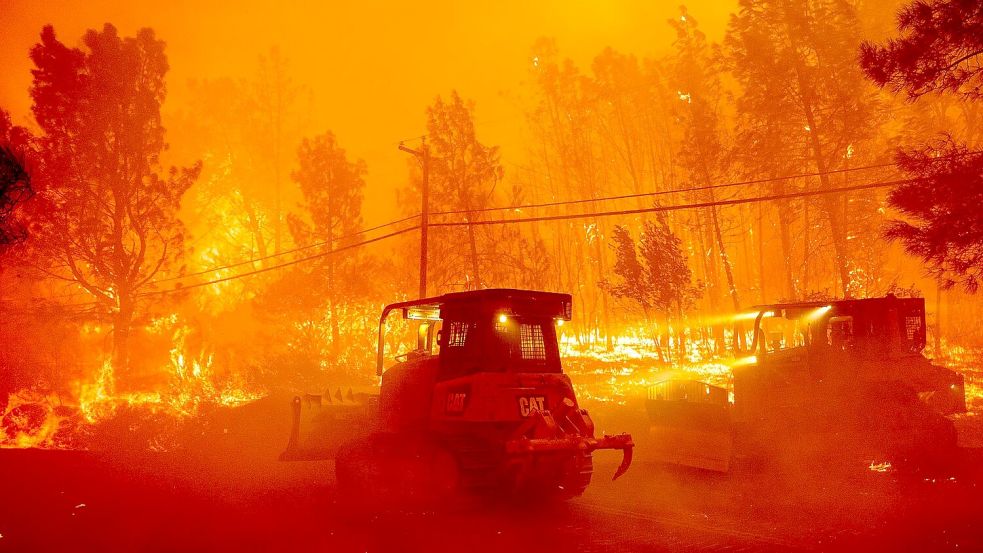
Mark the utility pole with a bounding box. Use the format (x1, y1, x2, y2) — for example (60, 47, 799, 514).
(400, 139, 430, 298)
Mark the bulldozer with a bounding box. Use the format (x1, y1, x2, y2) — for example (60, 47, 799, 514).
(281, 289, 633, 505)
(647, 295, 966, 472)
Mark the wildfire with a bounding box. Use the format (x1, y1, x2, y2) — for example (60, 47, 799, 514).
(560, 328, 733, 405)
(1, 314, 264, 451)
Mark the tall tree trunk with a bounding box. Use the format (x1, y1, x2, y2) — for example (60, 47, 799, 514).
(242, 201, 268, 262)
(802, 109, 851, 297)
(777, 201, 797, 300)
(694, 210, 718, 312)
(757, 201, 766, 303)
(935, 280, 943, 359)
(327, 180, 339, 357)
(780, 0, 851, 297)
(594, 220, 613, 350)
(700, 162, 740, 311)
(802, 187, 811, 295)
(112, 292, 134, 389)
(709, 204, 741, 311)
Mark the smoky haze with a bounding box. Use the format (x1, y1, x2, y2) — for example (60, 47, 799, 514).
(2, 0, 983, 550)
(0, 0, 735, 226)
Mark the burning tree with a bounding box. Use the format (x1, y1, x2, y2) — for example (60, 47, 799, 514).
(25, 24, 200, 386)
(173, 49, 306, 298)
(668, 8, 741, 312)
(726, 0, 880, 297)
(289, 131, 366, 357)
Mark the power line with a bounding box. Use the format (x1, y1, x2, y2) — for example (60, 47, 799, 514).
(429, 178, 914, 228)
(430, 161, 897, 217)
(137, 225, 420, 298)
(430, 152, 974, 218)
(20, 173, 926, 305)
(151, 213, 421, 285)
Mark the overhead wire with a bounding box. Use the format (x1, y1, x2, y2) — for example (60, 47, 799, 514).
(429, 160, 900, 217)
(137, 225, 420, 297)
(23, 149, 955, 306)
(150, 213, 421, 284)
(429, 178, 916, 228)
(430, 151, 973, 217)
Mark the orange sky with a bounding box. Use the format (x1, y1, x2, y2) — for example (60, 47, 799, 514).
(0, 0, 734, 225)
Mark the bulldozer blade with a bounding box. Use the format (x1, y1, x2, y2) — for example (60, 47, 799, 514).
(279, 396, 304, 461)
(613, 443, 633, 481)
(280, 390, 380, 462)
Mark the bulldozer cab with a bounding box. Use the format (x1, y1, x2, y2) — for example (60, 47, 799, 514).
(740, 295, 928, 363)
(376, 289, 572, 377)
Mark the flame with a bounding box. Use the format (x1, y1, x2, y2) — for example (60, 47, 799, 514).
(868, 460, 893, 473)
(2, 313, 263, 450)
(559, 326, 733, 406)
(0, 394, 65, 449)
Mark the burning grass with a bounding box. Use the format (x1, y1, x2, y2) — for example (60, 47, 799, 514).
(0, 358, 264, 451)
(4, 321, 982, 452)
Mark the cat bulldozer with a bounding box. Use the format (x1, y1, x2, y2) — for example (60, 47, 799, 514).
(647, 295, 966, 472)
(281, 289, 633, 505)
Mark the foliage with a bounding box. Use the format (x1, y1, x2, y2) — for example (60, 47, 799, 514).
(290, 132, 366, 245)
(864, 0, 983, 292)
(287, 131, 367, 357)
(860, 0, 983, 100)
(25, 24, 200, 380)
(0, 110, 32, 247)
(603, 218, 698, 319)
(726, 0, 881, 298)
(886, 139, 983, 291)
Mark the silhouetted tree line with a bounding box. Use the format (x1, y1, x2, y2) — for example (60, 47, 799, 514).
(0, 0, 981, 394)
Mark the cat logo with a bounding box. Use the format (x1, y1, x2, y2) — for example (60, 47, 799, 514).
(518, 396, 547, 417)
(445, 392, 468, 414)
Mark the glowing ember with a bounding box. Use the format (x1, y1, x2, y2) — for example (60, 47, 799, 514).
(868, 461, 893, 473)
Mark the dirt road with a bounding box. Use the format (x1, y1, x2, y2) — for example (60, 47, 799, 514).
(0, 442, 980, 552)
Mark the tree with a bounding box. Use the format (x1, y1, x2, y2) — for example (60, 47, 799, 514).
(727, 0, 880, 297)
(289, 131, 366, 354)
(0, 110, 32, 248)
(862, 0, 983, 292)
(26, 24, 200, 384)
(604, 220, 698, 317)
(886, 139, 983, 291)
(421, 91, 503, 289)
(604, 225, 651, 315)
(173, 50, 306, 294)
(669, 8, 741, 311)
(255, 47, 302, 254)
(603, 218, 699, 359)
(860, 0, 983, 100)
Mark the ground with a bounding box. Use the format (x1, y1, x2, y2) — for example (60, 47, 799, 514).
(1, 397, 981, 552)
